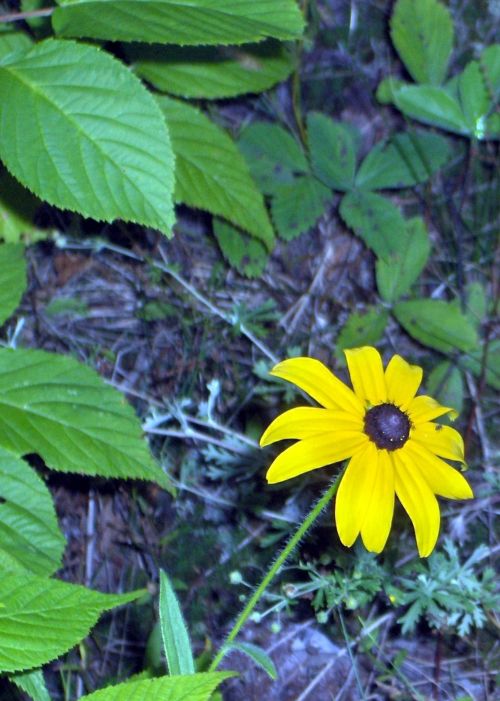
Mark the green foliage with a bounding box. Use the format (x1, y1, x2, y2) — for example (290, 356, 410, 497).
(0, 40, 176, 235)
(159, 96, 274, 248)
(307, 113, 356, 190)
(52, 0, 305, 45)
(0, 347, 169, 486)
(395, 540, 498, 636)
(376, 217, 430, 302)
(10, 669, 51, 701)
(339, 191, 405, 259)
(219, 642, 277, 680)
(78, 673, 233, 701)
(459, 340, 500, 390)
(0, 572, 142, 672)
(270, 175, 331, 241)
(0, 172, 44, 244)
(394, 300, 479, 354)
(335, 307, 389, 363)
(213, 219, 268, 278)
(130, 41, 294, 100)
(0, 244, 26, 325)
(159, 570, 195, 675)
(0, 448, 65, 576)
(390, 0, 453, 85)
(427, 361, 464, 417)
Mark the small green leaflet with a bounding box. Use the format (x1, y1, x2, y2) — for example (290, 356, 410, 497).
(271, 175, 331, 240)
(355, 132, 450, 190)
(335, 307, 389, 364)
(213, 219, 268, 278)
(427, 361, 464, 417)
(220, 641, 277, 680)
(159, 570, 195, 676)
(376, 217, 430, 302)
(10, 669, 51, 701)
(0, 171, 45, 245)
(394, 299, 478, 354)
(78, 673, 234, 701)
(53, 0, 304, 45)
(390, 0, 453, 85)
(339, 191, 405, 260)
(238, 122, 308, 196)
(0, 572, 142, 673)
(0, 39, 175, 235)
(0, 244, 26, 325)
(392, 85, 469, 135)
(0, 348, 169, 487)
(130, 41, 294, 100)
(159, 97, 274, 249)
(457, 61, 490, 138)
(307, 113, 356, 191)
(0, 448, 65, 576)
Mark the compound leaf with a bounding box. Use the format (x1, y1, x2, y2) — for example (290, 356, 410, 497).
(0, 39, 175, 235)
(0, 572, 141, 673)
(0, 244, 26, 325)
(130, 41, 293, 99)
(390, 0, 453, 85)
(0, 348, 169, 487)
(53, 0, 304, 45)
(0, 448, 65, 576)
(159, 97, 274, 248)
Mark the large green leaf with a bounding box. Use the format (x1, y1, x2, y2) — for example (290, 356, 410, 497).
(307, 113, 356, 191)
(355, 132, 450, 190)
(271, 175, 331, 240)
(159, 570, 195, 675)
(376, 217, 430, 302)
(0, 448, 65, 576)
(394, 299, 479, 353)
(0, 348, 169, 487)
(0, 39, 175, 235)
(339, 191, 405, 259)
(159, 97, 274, 248)
(53, 0, 304, 45)
(0, 572, 141, 673)
(0, 28, 33, 59)
(238, 122, 308, 195)
(213, 219, 268, 278)
(78, 673, 233, 701)
(10, 669, 51, 701)
(390, 0, 453, 85)
(392, 85, 469, 135)
(0, 244, 26, 325)
(130, 41, 293, 99)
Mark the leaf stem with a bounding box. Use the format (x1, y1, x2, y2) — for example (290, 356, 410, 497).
(209, 470, 345, 671)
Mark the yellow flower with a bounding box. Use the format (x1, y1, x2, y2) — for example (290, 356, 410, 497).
(260, 347, 473, 557)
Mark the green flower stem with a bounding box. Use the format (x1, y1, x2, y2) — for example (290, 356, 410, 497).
(209, 470, 345, 671)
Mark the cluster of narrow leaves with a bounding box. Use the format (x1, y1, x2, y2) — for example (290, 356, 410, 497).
(0, 0, 304, 245)
(0, 246, 237, 700)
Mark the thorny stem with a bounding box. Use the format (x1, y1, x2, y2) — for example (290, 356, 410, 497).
(208, 471, 345, 671)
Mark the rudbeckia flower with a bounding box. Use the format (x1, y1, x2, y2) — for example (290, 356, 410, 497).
(260, 347, 473, 557)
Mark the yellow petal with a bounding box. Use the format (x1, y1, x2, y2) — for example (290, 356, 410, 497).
(260, 407, 363, 447)
(393, 449, 440, 557)
(410, 423, 465, 463)
(335, 442, 378, 547)
(360, 450, 395, 553)
(270, 357, 363, 416)
(385, 354, 423, 410)
(403, 441, 473, 500)
(407, 395, 457, 424)
(266, 431, 367, 484)
(344, 346, 387, 407)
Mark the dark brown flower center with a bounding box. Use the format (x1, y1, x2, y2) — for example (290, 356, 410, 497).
(364, 403, 410, 451)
